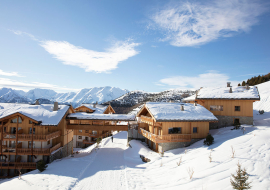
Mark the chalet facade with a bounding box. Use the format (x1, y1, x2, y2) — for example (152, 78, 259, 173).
(72, 104, 117, 148)
(182, 83, 260, 128)
(0, 102, 74, 178)
(137, 102, 218, 152)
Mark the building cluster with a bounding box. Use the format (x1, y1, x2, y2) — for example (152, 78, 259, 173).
(0, 83, 260, 178)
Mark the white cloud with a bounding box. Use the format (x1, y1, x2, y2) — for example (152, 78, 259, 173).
(40, 40, 140, 73)
(150, 0, 267, 47)
(0, 77, 79, 92)
(158, 71, 239, 89)
(0, 70, 23, 77)
(9, 30, 39, 41)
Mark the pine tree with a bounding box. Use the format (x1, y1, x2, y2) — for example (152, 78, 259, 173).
(203, 133, 214, 146)
(238, 83, 241, 86)
(37, 160, 48, 172)
(230, 162, 251, 190)
(242, 81, 246, 86)
(96, 137, 102, 147)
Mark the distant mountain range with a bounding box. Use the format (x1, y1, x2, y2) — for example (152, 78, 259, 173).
(0, 87, 129, 108)
(0, 87, 195, 112)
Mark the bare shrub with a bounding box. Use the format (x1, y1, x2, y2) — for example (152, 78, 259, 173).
(187, 167, 194, 179)
(177, 156, 182, 166)
(209, 151, 212, 163)
(231, 146, 235, 158)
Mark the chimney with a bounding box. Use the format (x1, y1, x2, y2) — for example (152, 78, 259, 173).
(93, 102, 96, 108)
(53, 102, 58, 111)
(181, 104, 184, 111)
(35, 99, 40, 105)
(227, 82, 231, 87)
(229, 87, 232, 93)
(245, 84, 249, 90)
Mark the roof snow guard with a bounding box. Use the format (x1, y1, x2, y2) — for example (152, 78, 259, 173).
(143, 102, 217, 122)
(0, 103, 70, 126)
(67, 113, 136, 121)
(183, 86, 260, 101)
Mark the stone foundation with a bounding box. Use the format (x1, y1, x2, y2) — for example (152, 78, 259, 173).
(49, 140, 73, 163)
(210, 115, 253, 129)
(158, 138, 202, 152)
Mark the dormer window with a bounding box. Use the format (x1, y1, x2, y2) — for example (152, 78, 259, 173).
(10, 117, 22, 123)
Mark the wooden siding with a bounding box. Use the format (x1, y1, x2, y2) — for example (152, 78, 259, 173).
(195, 99, 254, 117)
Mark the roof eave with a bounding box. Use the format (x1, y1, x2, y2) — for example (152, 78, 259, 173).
(155, 119, 218, 122)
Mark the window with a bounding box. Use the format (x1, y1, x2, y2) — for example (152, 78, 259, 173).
(210, 105, 223, 111)
(29, 141, 35, 148)
(193, 127, 198, 133)
(78, 136, 82, 139)
(85, 137, 89, 140)
(235, 106, 241, 111)
(29, 128, 35, 134)
(3, 127, 6, 133)
(29, 120, 33, 124)
(10, 117, 22, 123)
(92, 131, 97, 135)
(85, 130, 89, 133)
(79, 130, 82, 133)
(168, 127, 182, 134)
(47, 140, 50, 145)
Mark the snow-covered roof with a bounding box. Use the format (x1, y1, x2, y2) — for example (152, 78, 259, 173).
(142, 102, 217, 122)
(0, 103, 70, 126)
(67, 113, 136, 121)
(75, 104, 109, 114)
(182, 86, 260, 101)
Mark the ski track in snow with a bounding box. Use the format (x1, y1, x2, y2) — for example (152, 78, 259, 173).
(70, 134, 130, 190)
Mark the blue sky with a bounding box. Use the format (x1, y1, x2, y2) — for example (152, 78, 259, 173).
(0, 0, 269, 92)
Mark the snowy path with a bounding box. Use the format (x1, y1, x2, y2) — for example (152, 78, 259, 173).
(71, 133, 129, 190)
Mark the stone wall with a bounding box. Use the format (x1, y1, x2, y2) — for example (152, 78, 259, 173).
(49, 140, 73, 163)
(158, 138, 202, 152)
(210, 115, 253, 129)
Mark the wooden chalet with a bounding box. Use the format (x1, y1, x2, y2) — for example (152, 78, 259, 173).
(0, 102, 74, 178)
(71, 103, 132, 148)
(182, 83, 260, 128)
(137, 102, 218, 152)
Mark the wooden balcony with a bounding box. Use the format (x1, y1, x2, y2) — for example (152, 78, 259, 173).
(140, 116, 154, 125)
(2, 143, 61, 156)
(3, 130, 61, 142)
(67, 122, 128, 131)
(0, 162, 36, 169)
(140, 116, 162, 127)
(82, 140, 95, 144)
(139, 128, 191, 143)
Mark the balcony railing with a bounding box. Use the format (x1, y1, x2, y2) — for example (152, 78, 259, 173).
(83, 140, 95, 144)
(0, 162, 36, 169)
(140, 116, 154, 125)
(139, 128, 191, 143)
(2, 143, 61, 155)
(3, 130, 61, 142)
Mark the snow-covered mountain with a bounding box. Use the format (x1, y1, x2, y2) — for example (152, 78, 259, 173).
(0, 88, 30, 103)
(109, 89, 195, 107)
(0, 87, 129, 107)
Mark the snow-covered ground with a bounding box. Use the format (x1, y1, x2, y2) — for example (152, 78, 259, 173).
(1, 81, 270, 190)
